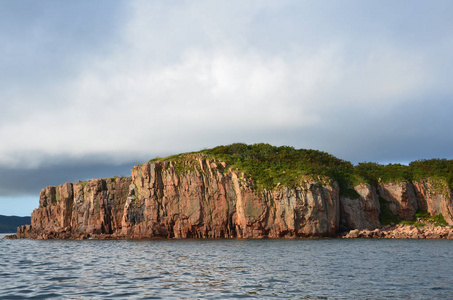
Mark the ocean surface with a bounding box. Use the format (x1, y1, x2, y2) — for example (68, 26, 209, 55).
(1, 234, 452, 299)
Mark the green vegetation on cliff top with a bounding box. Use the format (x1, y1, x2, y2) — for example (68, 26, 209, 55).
(150, 143, 453, 195)
(151, 143, 357, 197)
(202, 143, 357, 196)
(355, 159, 453, 188)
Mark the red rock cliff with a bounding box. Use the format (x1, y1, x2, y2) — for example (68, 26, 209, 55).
(17, 158, 340, 239)
(15, 157, 453, 239)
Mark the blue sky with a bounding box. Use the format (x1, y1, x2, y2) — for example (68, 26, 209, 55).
(1, 0, 452, 216)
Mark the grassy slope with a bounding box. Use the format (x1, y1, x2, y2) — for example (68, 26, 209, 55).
(152, 143, 358, 197)
(152, 143, 453, 193)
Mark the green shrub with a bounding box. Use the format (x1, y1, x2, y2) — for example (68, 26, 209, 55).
(354, 162, 411, 186)
(409, 159, 453, 189)
(146, 143, 453, 199)
(432, 213, 448, 226)
(403, 211, 449, 227)
(378, 195, 402, 225)
(202, 143, 357, 196)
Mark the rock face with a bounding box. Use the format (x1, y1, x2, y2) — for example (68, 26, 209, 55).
(378, 181, 418, 220)
(413, 179, 453, 224)
(375, 180, 453, 224)
(17, 159, 340, 239)
(340, 183, 380, 230)
(14, 157, 453, 239)
(18, 178, 131, 239)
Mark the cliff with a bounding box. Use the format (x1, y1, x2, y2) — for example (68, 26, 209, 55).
(16, 159, 340, 239)
(12, 144, 453, 239)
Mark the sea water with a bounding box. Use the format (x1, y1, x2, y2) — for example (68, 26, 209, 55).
(1, 234, 452, 299)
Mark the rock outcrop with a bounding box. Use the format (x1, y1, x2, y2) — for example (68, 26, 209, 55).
(413, 179, 453, 225)
(12, 155, 453, 240)
(373, 179, 453, 225)
(343, 223, 453, 239)
(378, 181, 418, 220)
(340, 183, 381, 230)
(16, 159, 340, 239)
(18, 178, 131, 239)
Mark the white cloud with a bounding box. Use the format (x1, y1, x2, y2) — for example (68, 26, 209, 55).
(0, 0, 450, 170)
(0, 40, 429, 168)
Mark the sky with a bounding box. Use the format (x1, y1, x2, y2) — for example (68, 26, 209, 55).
(1, 0, 452, 216)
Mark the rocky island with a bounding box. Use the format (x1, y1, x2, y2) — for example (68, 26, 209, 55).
(9, 143, 453, 239)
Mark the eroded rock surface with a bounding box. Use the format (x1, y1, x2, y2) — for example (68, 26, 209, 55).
(413, 179, 453, 225)
(17, 178, 131, 239)
(13, 158, 453, 239)
(340, 183, 380, 230)
(378, 181, 418, 221)
(374, 180, 453, 225)
(17, 159, 339, 239)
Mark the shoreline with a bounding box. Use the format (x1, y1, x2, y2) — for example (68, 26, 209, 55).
(341, 223, 453, 239)
(5, 223, 453, 240)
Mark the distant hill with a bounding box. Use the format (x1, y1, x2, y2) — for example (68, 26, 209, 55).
(0, 215, 31, 233)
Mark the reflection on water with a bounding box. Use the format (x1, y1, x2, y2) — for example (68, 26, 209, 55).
(1, 235, 453, 299)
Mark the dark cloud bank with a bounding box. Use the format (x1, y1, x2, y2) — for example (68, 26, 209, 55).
(0, 160, 138, 198)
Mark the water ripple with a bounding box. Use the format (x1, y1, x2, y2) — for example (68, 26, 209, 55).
(1, 236, 453, 299)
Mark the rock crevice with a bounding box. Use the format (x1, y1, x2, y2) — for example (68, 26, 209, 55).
(17, 160, 340, 239)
